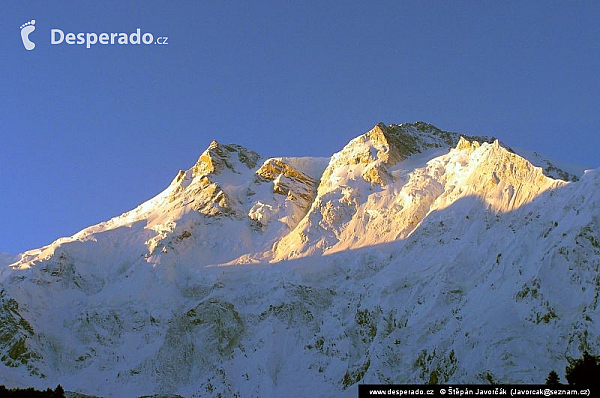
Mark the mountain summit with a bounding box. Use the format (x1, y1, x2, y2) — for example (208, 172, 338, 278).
(1, 122, 597, 397)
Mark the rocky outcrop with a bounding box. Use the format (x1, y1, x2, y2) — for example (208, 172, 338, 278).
(192, 141, 260, 177)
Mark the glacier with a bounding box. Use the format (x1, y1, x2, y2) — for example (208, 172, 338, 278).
(0, 122, 598, 397)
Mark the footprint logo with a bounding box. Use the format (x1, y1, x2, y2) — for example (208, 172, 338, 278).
(20, 20, 36, 50)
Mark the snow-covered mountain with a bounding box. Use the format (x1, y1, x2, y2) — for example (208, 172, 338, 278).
(1, 122, 597, 397)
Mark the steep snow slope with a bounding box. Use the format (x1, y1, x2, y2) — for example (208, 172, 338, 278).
(0, 122, 597, 397)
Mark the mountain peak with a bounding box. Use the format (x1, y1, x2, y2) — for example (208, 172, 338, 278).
(316, 122, 468, 195)
(192, 141, 261, 177)
(208, 139, 220, 148)
(456, 135, 482, 151)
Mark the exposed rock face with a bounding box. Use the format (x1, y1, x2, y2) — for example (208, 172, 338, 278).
(256, 158, 317, 202)
(192, 140, 260, 177)
(0, 122, 595, 397)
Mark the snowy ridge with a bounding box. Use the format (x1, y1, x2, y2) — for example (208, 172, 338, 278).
(512, 147, 585, 182)
(273, 124, 564, 259)
(1, 122, 598, 397)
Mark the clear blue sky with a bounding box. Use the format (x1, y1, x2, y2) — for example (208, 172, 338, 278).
(1, 1, 599, 255)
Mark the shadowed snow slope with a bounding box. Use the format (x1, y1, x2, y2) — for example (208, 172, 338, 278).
(0, 122, 597, 397)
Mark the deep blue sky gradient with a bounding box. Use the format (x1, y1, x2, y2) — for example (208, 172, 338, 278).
(1, 1, 599, 254)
